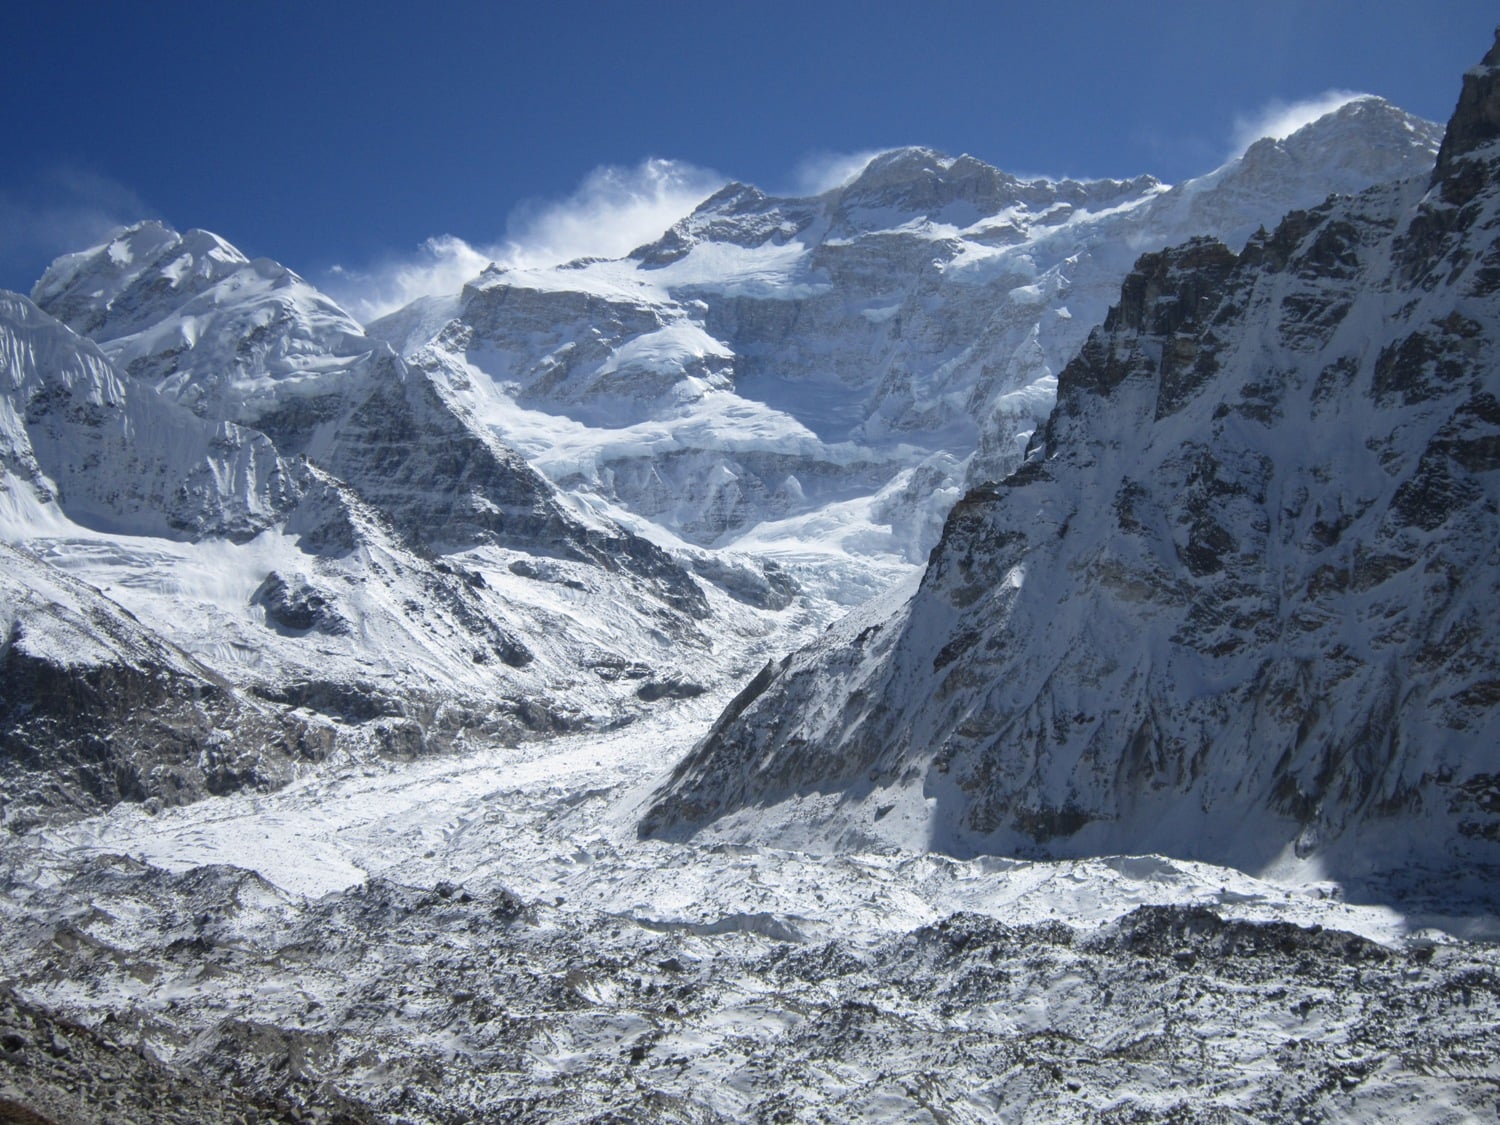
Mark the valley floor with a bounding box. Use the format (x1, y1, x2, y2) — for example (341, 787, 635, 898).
(1, 692, 1498, 1123)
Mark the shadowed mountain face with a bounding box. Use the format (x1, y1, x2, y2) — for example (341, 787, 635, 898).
(0, 541, 326, 831)
(641, 33, 1500, 882)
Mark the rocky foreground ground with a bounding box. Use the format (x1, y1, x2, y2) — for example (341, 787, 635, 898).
(1, 843, 1496, 1124)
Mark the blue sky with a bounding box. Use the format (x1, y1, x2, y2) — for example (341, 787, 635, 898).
(3, 1, 1495, 313)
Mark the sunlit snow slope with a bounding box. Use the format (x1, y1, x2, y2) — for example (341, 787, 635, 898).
(1, 230, 815, 829)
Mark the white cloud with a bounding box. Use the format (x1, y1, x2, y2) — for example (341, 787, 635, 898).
(1229, 90, 1369, 156)
(326, 235, 493, 323)
(328, 158, 723, 322)
(0, 167, 154, 291)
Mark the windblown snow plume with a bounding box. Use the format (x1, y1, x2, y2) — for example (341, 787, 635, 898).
(328, 158, 724, 319)
(1229, 89, 1371, 155)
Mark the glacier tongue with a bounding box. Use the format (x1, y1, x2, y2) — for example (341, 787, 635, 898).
(4, 671, 1497, 1123)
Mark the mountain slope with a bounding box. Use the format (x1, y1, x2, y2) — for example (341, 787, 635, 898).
(0, 291, 298, 541)
(2, 229, 827, 829)
(0, 540, 326, 831)
(640, 38, 1500, 881)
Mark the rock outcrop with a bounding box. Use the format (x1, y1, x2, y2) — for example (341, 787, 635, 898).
(0, 542, 329, 831)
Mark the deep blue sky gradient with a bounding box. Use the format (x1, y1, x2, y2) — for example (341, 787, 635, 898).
(3, 0, 1495, 295)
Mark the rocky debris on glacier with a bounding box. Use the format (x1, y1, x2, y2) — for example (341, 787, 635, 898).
(0, 977, 374, 1124)
(641, 33, 1500, 883)
(375, 98, 1440, 592)
(0, 849, 1495, 1123)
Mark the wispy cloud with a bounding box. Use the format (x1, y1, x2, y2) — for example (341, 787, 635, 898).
(1229, 90, 1369, 157)
(327, 158, 724, 322)
(326, 235, 493, 323)
(0, 166, 155, 292)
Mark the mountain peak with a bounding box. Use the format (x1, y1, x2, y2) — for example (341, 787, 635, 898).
(850, 146, 952, 180)
(1240, 95, 1442, 175)
(31, 222, 259, 344)
(637, 33, 1500, 879)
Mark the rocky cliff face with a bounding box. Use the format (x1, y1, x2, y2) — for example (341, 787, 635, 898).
(0, 542, 328, 831)
(641, 36, 1500, 881)
(0, 292, 298, 542)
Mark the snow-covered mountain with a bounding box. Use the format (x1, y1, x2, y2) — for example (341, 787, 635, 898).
(0, 95, 1446, 831)
(0, 84, 1452, 835)
(373, 97, 1440, 602)
(0, 230, 819, 828)
(0, 290, 297, 541)
(30, 222, 703, 603)
(641, 42, 1500, 884)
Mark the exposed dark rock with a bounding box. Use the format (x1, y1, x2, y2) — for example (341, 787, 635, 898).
(642, 34, 1500, 874)
(689, 555, 799, 610)
(0, 983, 377, 1124)
(636, 678, 708, 703)
(0, 547, 325, 832)
(251, 571, 350, 635)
